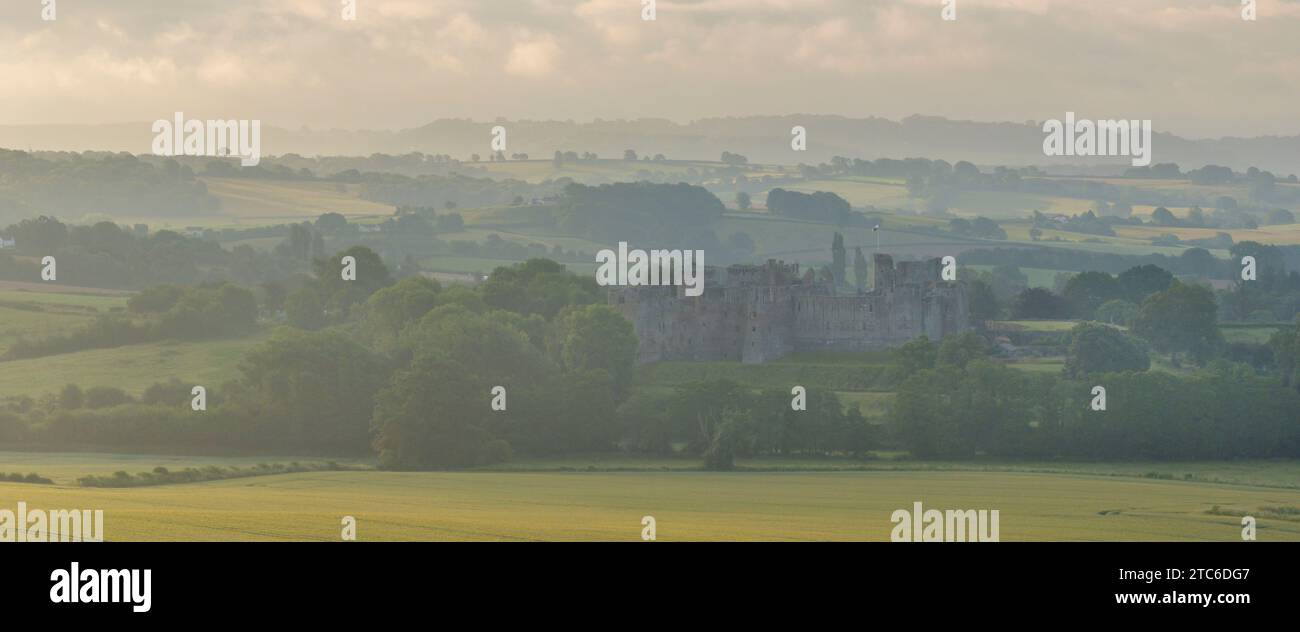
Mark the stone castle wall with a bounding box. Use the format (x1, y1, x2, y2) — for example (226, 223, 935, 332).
(608, 255, 969, 364)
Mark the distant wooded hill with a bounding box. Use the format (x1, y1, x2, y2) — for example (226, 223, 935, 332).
(4, 115, 1299, 176)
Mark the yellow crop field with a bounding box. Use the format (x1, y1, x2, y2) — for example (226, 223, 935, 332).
(3, 470, 1297, 541)
(200, 177, 394, 219)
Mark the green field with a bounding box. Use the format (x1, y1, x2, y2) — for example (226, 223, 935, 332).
(3, 467, 1296, 541)
(0, 334, 266, 397)
(0, 291, 130, 355)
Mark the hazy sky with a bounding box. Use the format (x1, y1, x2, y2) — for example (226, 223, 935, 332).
(2, 0, 1298, 138)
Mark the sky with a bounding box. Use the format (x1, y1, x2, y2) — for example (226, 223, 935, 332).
(1, 0, 1298, 138)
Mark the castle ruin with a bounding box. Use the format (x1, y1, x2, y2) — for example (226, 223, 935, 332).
(608, 254, 970, 364)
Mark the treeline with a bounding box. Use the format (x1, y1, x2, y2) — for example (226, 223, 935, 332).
(1033, 206, 1277, 243)
(765, 188, 859, 225)
(556, 181, 725, 245)
(887, 325, 1300, 459)
(0, 258, 631, 467)
(1124, 164, 1300, 206)
(962, 244, 1300, 280)
(77, 462, 355, 488)
(971, 245, 1300, 325)
(620, 382, 872, 468)
(0, 253, 879, 468)
(2, 283, 257, 360)
(0, 150, 219, 222)
(892, 360, 1300, 460)
(801, 154, 1299, 215)
(0, 216, 309, 289)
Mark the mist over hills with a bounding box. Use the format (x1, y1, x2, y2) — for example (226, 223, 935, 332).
(3, 115, 1298, 176)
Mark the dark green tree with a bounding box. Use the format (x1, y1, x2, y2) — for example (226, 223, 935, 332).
(853, 246, 869, 290)
(1063, 322, 1150, 377)
(1132, 281, 1221, 363)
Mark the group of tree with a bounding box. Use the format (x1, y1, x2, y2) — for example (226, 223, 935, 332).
(0, 150, 218, 223)
(620, 381, 873, 470)
(0, 257, 642, 466)
(0, 217, 230, 288)
(3, 282, 258, 360)
(947, 217, 1007, 240)
(555, 181, 724, 245)
(892, 357, 1300, 460)
(765, 188, 855, 225)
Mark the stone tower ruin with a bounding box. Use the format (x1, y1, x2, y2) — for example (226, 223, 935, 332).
(607, 254, 970, 364)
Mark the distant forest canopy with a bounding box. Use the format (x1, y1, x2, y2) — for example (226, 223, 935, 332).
(556, 181, 724, 245)
(0, 215, 304, 289)
(961, 244, 1300, 281)
(0, 149, 218, 223)
(7, 115, 1300, 174)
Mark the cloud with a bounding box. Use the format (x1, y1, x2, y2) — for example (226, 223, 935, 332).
(0, 0, 1296, 137)
(505, 35, 562, 78)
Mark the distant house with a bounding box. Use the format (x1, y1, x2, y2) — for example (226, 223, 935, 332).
(358, 224, 383, 233)
(0, 236, 15, 249)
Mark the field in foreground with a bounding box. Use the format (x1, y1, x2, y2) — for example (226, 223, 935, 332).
(3, 469, 1298, 541)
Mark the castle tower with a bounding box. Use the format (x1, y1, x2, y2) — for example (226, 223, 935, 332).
(873, 254, 895, 290)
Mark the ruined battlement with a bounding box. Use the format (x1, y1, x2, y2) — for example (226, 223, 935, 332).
(609, 254, 970, 364)
(724, 259, 802, 288)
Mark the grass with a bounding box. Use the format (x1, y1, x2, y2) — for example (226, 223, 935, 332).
(0, 288, 129, 310)
(0, 288, 132, 355)
(1220, 323, 1288, 344)
(3, 468, 1298, 540)
(0, 334, 266, 397)
(200, 177, 393, 219)
(1005, 360, 1067, 374)
(995, 320, 1079, 332)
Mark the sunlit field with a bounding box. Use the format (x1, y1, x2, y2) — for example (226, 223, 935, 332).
(3, 468, 1297, 541)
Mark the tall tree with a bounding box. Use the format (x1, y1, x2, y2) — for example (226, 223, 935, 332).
(853, 246, 869, 289)
(1132, 281, 1221, 363)
(1062, 271, 1121, 319)
(1063, 322, 1150, 377)
(1118, 264, 1174, 304)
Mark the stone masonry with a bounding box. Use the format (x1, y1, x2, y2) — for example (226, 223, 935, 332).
(607, 254, 970, 364)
